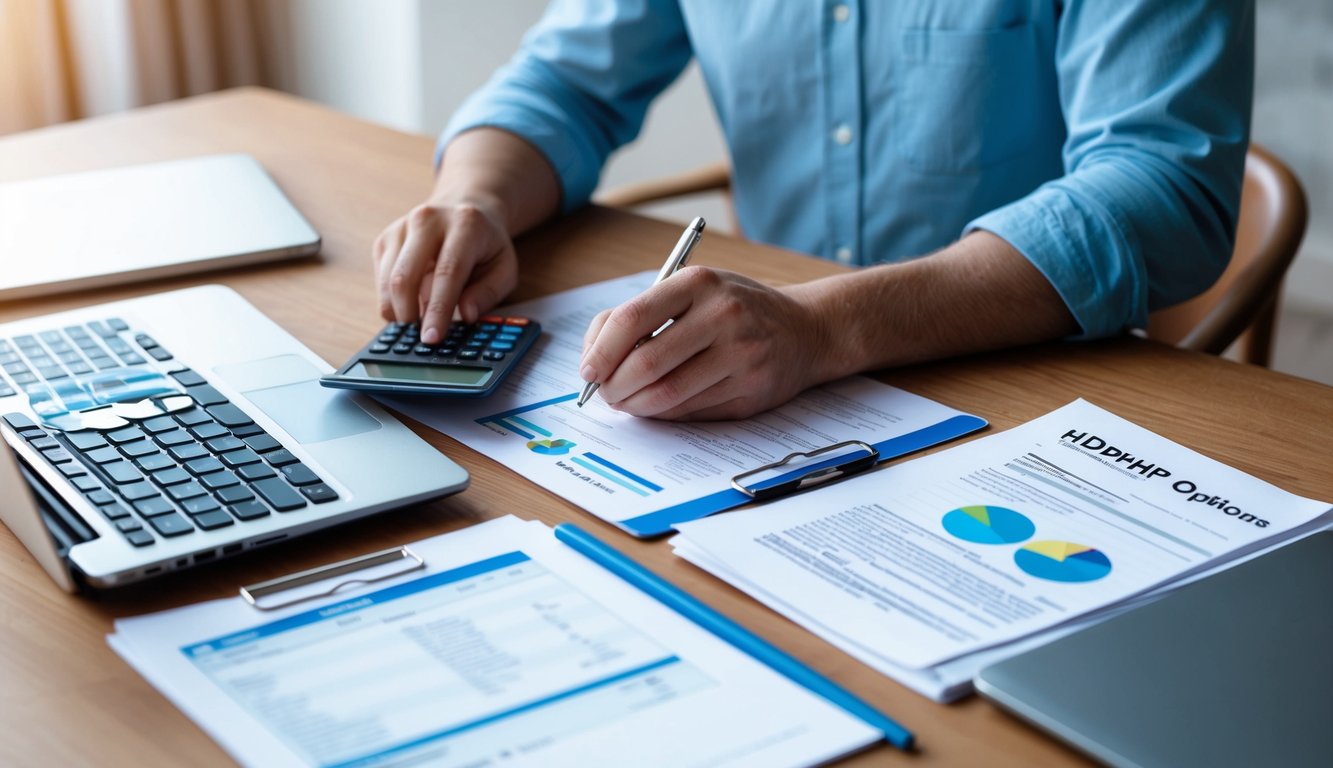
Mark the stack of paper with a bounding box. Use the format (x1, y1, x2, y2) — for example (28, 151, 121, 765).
(671, 399, 1333, 701)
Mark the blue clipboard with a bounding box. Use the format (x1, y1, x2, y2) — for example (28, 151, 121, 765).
(554, 522, 916, 751)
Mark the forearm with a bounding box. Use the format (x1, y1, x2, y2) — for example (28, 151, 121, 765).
(431, 127, 561, 237)
(795, 231, 1079, 380)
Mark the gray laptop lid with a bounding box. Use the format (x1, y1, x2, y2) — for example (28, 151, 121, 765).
(0, 154, 319, 300)
(977, 531, 1333, 768)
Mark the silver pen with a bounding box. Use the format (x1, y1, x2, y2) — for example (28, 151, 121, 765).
(578, 216, 706, 408)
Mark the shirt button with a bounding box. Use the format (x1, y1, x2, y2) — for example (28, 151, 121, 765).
(835, 247, 854, 264)
(832, 4, 851, 23)
(832, 124, 853, 145)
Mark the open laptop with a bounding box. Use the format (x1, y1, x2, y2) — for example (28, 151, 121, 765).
(0, 155, 320, 301)
(0, 286, 468, 589)
(976, 531, 1333, 768)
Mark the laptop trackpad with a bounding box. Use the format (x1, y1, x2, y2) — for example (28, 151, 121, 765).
(213, 355, 381, 444)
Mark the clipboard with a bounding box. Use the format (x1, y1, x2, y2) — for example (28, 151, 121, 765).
(616, 412, 987, 537)
(236, 522, 915, 751)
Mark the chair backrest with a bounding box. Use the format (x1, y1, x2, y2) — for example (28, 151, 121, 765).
(1146, 144, 1308, 364)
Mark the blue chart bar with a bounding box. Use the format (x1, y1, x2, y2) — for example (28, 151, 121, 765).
(495, 420, 535, 440)
(510, 415, 552, 437)
(571, 456, 650, 496)
(582, 452, 664, 492)
(476, 393, 579, 426)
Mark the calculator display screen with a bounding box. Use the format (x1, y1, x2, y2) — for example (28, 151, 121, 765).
(351, 360, 493, 387)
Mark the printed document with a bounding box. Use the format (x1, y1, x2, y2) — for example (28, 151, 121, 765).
(381, 273, 982, 536)
(109, 516, 879, 768)
(672, 399, 1332, 699)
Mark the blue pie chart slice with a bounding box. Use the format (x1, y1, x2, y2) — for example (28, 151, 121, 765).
(1014, 541, 1112, 583)
(941, 505, 1035, 545)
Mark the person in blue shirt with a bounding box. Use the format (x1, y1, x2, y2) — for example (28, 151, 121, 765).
(373, 0, 1253, 420)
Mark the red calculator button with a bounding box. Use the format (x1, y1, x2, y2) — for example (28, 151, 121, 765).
(480, 315, 505, 324)
(503, 316, 530, 326)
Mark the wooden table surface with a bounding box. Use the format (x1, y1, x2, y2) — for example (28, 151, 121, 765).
(1, 88, 1330, 767)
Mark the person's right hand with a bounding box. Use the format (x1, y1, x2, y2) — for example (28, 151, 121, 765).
(372, 198, 519, 345)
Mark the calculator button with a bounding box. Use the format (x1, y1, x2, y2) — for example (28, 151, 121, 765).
(413, 344, 435, 356)
(437, 347, 457, 358)
(464, 340, 484, 349)
(377, 332, 399, 344)
(495, 333, 519, 343)
(458, 350, 480, 361)
(480, 315, 504, 324)
(501, 325, 525, 335)
(483, 351, 506, 361)
(392, 343, 413, 354)
(471, 332, 492, 341)
(370, 343, 390, 354)
(479, 323, 499, 332)
(504, 317, 530, 326)
(488, 341, 515, 352)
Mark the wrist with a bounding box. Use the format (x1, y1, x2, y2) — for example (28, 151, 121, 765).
(783, 278, 863, 385)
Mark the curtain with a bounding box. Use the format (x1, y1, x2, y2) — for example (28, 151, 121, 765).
(0, 0, 278, 136)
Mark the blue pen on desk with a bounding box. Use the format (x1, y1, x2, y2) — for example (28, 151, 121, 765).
(553, 522, 916, 751)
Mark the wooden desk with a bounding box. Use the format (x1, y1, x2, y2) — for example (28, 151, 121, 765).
(1, 88, 1330, 766)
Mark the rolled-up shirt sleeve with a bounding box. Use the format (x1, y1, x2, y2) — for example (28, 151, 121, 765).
(440, 0, 692, 212)
(966, 0, 1253, 339)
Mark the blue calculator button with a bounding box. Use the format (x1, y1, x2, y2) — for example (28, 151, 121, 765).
(479, 323, 499, 332)
(495, 333, 519, 343)
(488, 341, 514, 351)
(501, 325, 525, 334)
(458, 350, 480, 361)
(472, 332, 492, 341)
(464, 340, 484, 349)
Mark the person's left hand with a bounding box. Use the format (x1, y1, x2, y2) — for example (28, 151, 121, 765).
(579, 266, 832, 420)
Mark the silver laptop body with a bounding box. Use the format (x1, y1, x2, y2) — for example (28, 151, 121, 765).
(0, 286, 467, 588)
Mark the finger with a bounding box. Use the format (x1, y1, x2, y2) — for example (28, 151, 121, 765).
(581, 267, 710, 385)
(419, 207, 493, 342)
(374, 219, 407, 321)
(597, 315, 719, 405)
(388, 206, 445, 323)
(606, 344, 730, 416)
(581, 309, 613, 365)
(455, 243, 518, 324)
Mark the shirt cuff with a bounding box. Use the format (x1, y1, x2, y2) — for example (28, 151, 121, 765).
(964, 179, 1146, 340)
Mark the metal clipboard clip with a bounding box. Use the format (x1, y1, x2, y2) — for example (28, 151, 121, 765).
(240, 546, 426, 611)
(730, 440, 880, 502)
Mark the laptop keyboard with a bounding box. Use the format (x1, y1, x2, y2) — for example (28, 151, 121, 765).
(1, 319, 339, 549)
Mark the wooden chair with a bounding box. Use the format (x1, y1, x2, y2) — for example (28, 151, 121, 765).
(600, 145, 1308, 367)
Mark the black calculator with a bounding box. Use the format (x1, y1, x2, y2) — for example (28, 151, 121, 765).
(320, 315, 541, 397)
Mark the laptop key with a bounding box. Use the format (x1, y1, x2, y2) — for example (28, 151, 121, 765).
(264, 449, 299, 467)
(103, 460, 144, 485)
(231, 424, 264, 438)
(134, 497, 176, 517)
(139, 415, 178, 434)
(216, 486, 254, 504)
(72, 475, 102, 492)
(154, 429, 194, 447)
(299, 484, 339, 504)
(2, 412, 43, 433)
(252, 477, 307, 511)
(57, 461, 85, 478)
(200, 470, 240, 490)
(236, 463, 276, 482)
(119, 441, 161, 459)
(148, 513, 193, 537)
(219, 448, 261, 468)
(186, 384, 228, 407)
(184, 456, 225, 476)
(174, 408, 212, 427)
(85, 489, 116, 505)
(106, 426, 148, 445)
(170, 369, 206, 387)
(107, 318, 129, 332)
(135, 453, 176, 472)
(205, 436, 244, 454)
(168, 481, 207, 501)
(242, 434, 281, 453)
(192, 510, 233, 530)
(188, 422, 228, 441)
(181, 496, 221, 516)
(116, 517, 142, 532)
(168, 443, 208, 462)
(101, 503, 132, 520)
(206, 404, 252, 428)
(146, 346, 173, 362)
(29, 436, 59, 451)
(150, 467, 191, 486)
(42, 447, 72, 464)
(65, 430, 109, 451)
(279, 463, 321, 486)
(229, 501, 270, 521)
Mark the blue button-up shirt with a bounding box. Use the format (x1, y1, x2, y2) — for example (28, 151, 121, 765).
(443, 0, 1252, 339)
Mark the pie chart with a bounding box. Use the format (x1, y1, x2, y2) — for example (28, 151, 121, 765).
(527, 438, 576, 455)
(941, 505, 1035, 545)
(1014, 541, 1112, 583)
